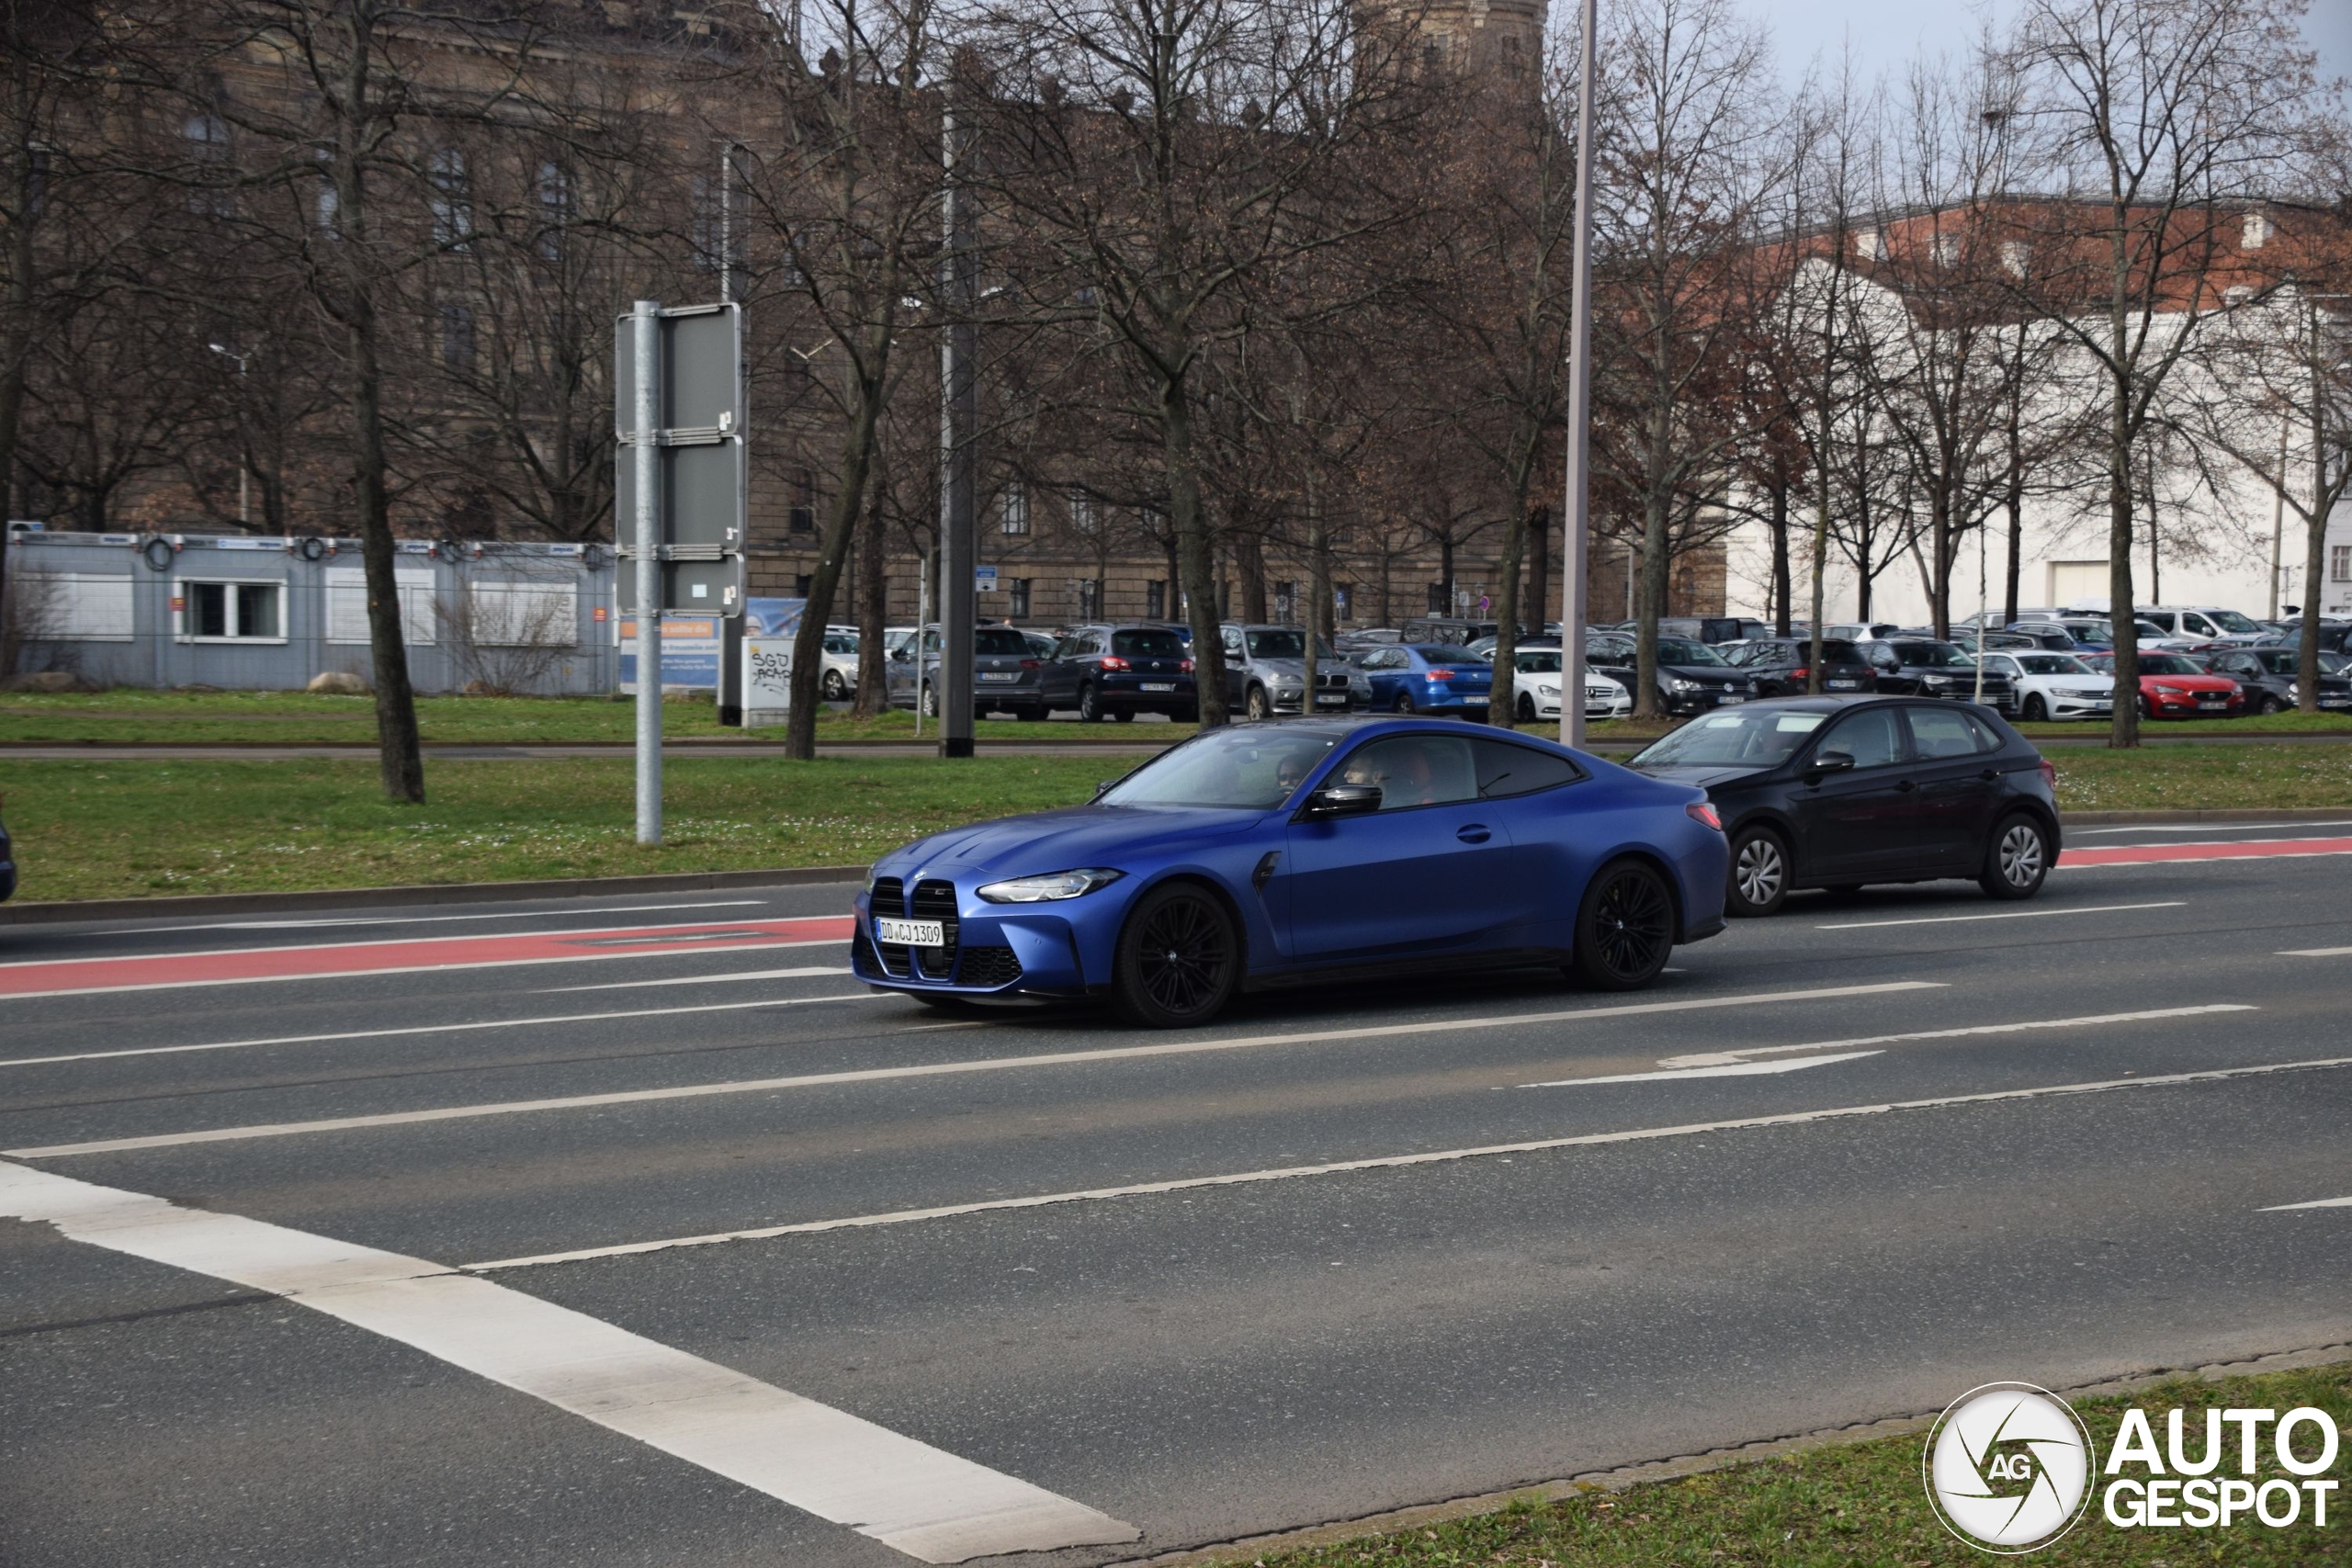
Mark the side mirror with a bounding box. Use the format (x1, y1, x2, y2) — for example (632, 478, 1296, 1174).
(890, 648, 910, 662)
(1093, 779, 1114, 799)
(1804, 750, 1857, 781)
(1300, 783, 1382, 819)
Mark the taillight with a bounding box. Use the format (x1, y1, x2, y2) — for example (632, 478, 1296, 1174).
(1687, 802, 1723, 830)
(1792, 666, 1809, 681)
(2039, 760, 2056, 791)
(1099, 655, 1130, 671)
(1018, 659, 1039, 671)
(1179, 658, 1193, 673)
(1426, 668, 1455, 681)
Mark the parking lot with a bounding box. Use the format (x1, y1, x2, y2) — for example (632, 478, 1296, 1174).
(5, 820, 2352, 1565)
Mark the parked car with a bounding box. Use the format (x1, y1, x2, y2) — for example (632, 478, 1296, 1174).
(852, 717, 1730, 1024)
(1979, 651, 2114, 722)
(1628, 695, 2059, 917)
(1585, 633, 1756, 716)
(1724, 637, 1879, 697)
(1501, 645, 1631, 722)
(1657, 615, 1770, 644)
(2204, 647, 2352, 714)
(1335, 628, 1404, 655)
(2135, 606, 2268, 648)
(1351, 643, 1496, 715)
(1019, 629, 1058, 660)
(1859, 638, 2018, 712)
(2000, 623, 2085, 652)
(1398, 616, 1526, 648)
(888, 623, 1053, 717)
(1217, 623, 1367, 718)
(1035, 624, 1197, 722)
(2077, 651, 2245, 719)
(1944, 629, 2041, 655)
(1822, 621, 1905, 642)
(2259, 622, 2352, 656)
(817, 628, 861, 700)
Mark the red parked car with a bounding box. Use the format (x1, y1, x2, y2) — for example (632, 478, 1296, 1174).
(2079, 652, 2244, 719)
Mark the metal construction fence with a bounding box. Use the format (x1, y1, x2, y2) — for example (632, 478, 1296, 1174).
(4, 526, 621, 695)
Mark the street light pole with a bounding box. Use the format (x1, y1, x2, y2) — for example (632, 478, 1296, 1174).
(1558, 0, 1599, 750)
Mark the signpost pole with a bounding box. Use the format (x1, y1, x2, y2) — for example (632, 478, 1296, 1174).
(632, 299, 663, 844)
(1558, 0, 1599, 751)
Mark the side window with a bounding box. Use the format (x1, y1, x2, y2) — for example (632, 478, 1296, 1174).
(1905, 705, 1995, 760)
(1471, 739, 1581, 798)
(1869, 644, 1901, 671)
(1816, 706, 1905, 769)
(2183, 615, 2215, 637)
(1333, 735, 1479, 811)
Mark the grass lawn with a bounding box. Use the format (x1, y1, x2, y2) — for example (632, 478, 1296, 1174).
(4, 741, 2346, 902)
(1253, 1362, 2352, 1567)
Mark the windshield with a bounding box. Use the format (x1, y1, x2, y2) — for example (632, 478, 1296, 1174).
(2018, 654, 2092, 675)
(1516, 649, 1564, 673)
(1655, 638, 1728, 667)
(1098, 727, 1341, 809)
(2210, 610, 2261, 634)
(2255, 650, 2297, 674)
(1112, 628, 1186, 659)
(974, 627, 1031, 656)
(1242, 628, 1336, 660)
(2137, 655, 2204, 675)
(2324, 652, 2351, 675)
(823, 634, 857, 653)
(1632, 708, 1826, 768)
(1894, 642, 1973, 668)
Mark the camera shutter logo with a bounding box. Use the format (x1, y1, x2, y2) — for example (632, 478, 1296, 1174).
(1923, 1382, 2094, 1552)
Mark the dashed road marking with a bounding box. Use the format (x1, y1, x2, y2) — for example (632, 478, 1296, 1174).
(1815, 901, 2183, 931)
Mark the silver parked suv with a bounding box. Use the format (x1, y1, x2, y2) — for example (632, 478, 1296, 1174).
(1216, 623, 1369, 718)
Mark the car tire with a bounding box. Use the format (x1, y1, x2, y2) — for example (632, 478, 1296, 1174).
(2258, 694, 2283, 716)
(1111, 882, 1241, 1028)
(920, 685, 939, 719)
(1078, 683, 1104, 723)
(2022, 693, 2047, 722)
(1014, 705, 1045, 722)
(1174, 705, 1199, 724)
(1979, 813, 2051, 901)
(1566, 858, 1676, 991)
(820, 669, 847, 701)
(1113, 708, 1136, 722)
(2135, 694, 2151, 719)
(1391, 692, 1415, 714)
(1517, 693, 1536, 722)
(1725, 826, 1790, 918)
(1245, 685, 1272, 721)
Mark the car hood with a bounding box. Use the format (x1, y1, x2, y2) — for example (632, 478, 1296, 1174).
(880, 803, 1263, 880)
(2139, 673, 2236, 691)
(1658, 664, 1746, 682)
(1624, 761, 1772, 791)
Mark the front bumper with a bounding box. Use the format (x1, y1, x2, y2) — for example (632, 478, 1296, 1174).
(852, 883, 1097, 996)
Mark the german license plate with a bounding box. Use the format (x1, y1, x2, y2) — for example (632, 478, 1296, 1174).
(1826, 679, 1860, 689)
(1719, 694, 1746, 705)
(875, 917, 944, 947)
(980, 671, 1019, 682)
(1141, 682, 1175, 692)
(2199, 700, 2226, 710)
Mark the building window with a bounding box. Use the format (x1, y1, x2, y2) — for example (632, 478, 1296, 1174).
(1273, 580, 1295, 621)
(178, 580, 284, 641)
(2242, 212, 2272, 251)
(1427, 581, 1448, 614)
(1930, 232, 1961, 268)
(2333, 545, 2350, 583)
(27, 145, 50, 218)
(794, 573, 812, 597)
(2000, 240, 2030, 279)
(429, 149, 473, 248)
(1009, 578, 1031, 617)
(692, 174, 722, 270)
(1000, 481, 1029, 535)
(1072, 578, 1100, 619)
(440, 303, 476, 371)
(1146, 579, 1166, 619)
(314, 149, 340, 235)
(1069, 489, 1100, 535)
(789, 468, 816, 534)
(1853, 228, 1886, 262)
(184, 113, 232, 217)
(537, 161, 573, 262)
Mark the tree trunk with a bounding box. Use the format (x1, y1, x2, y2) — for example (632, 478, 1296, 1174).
(2300, 387, 2327, 714)
(1487, 502, 1528, 729)
(784, 364, 883, 760)
(1633, 489, 1669, 719)
(1235, 528, 1267, 623)
(1524, 504, 1550, 630)
(2106, 360, 2140, 749)
(1928, 485, 1951, 640)
(1163, 381, 1227, 726)
(853, 482, 888, 717)
(0, 22, 39, 654)
(1770, 479, 1792, 637)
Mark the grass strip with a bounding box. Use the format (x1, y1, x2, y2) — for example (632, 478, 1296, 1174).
(4, 743, 2347, 902)
(1250, 1361, 2352, 1567)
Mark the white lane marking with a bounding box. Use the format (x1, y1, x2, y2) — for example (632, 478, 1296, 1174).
(2075, 821, 2352, 834)
(0, 992, 888, 1070)
(540, 965, 853, 993)
(0, 1161, 1135, 1562)
(6, 982, 1943, 1159)
(2260, 1195, 2352, 1212)
(1520, 1050, 1883, 1087)
(1649, 1004, 2256, 1070)
(2279, 946, 2352, 957)
(465, 1053, 2352, 1272)
(0, 938, 848, 1003)
(110, 901, 770, 934)
(1815, 901, 2184, 931)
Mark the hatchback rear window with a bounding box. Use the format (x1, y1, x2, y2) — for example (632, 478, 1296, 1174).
(1112, 629, 1185, 659)
(974, 628, 1032, 655)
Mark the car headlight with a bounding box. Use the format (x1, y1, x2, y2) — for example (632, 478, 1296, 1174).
(1536, 681, 1560, 695)
(2288, 682, 2300, 701)
(976, 868, 1125, 903)
(1668, 677, 1700, 693)
(2154, 683, 2186, 695)
(1923, 674, 1951, 685)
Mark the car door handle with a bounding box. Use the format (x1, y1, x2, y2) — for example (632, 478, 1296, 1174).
(1894, 779, 1917, 793)
(1457, 825, 1492, 843)
(1980, 768, 2000, 781)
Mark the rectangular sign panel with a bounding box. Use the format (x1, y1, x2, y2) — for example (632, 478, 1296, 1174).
(614, 301, 746, 615)
(616, 614, 721, 692)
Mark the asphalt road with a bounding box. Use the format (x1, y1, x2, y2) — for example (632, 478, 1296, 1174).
(5, 820, 2351, 1565)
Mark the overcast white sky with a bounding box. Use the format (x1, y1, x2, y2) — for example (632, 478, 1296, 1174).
(1739, 0, 2352, 95)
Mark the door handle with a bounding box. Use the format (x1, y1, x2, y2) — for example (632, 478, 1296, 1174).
(1457, 825, 1492, 843)
(1980, 768, 2000, 781)
(1894, 779, 1917, 793)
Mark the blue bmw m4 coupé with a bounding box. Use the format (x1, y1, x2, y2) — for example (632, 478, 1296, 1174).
(852, 717, 1729, 1026)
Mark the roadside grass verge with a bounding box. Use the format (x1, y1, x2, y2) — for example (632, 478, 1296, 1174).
(1250, 1361, 2352, 1568)
(4, 742, 2346, 901)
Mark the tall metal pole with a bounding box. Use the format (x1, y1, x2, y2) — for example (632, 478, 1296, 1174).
(632, 299, 663, 843)
(1558, 0, 1598, 750)
(939, 96, 978, 759)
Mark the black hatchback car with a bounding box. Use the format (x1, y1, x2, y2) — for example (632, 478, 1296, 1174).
(1037, 624, 1197, 722)
(1862, 638, 2017, 714)
(1627, 695, 2059, 917)
(1726, 637, 1879, 697)
(2206, 646, 2352, 715)
(1587, 632, 1756, 716)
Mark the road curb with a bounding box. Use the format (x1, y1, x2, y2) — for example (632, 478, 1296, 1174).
(1127, 1340, 2352, 1567)
(0, 864, 869, 927)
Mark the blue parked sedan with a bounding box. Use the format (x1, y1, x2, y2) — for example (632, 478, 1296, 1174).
(853, 717, 1728, 1026)
(1351, 644, 1496, 715)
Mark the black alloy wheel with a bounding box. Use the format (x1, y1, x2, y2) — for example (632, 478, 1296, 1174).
(1391, 691, 1415, 714)
(1725, 826, 1790, 917)
(1980, 813, 2050, 901)
(1246, 685, 1273, 720)
(1113, 883, 1240, 1027)
(1078, 683, 1104, 722)
(1567, 859, 1675, 990)
(2022, 693, 2047, 722)
(1517, 693, 1537, 722)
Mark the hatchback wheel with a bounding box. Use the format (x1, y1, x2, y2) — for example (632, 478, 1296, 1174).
(1517, 693, 1537, 722)
(1112, 883, 1240, 1027)
(820, 669, 847, 701)
(1725, 826, 1789, 917)
(1391, 691, 1415, 714)
(1246, 685, 1272, 720)
(920, 685, 939, 718)
(2021, 693, 2047, 722)
(1980, 813, 2050, 900)
(1567, 859, 1675, 990)
(2258, 694, 2283, 716)
(1078, 683, 1104, 722)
